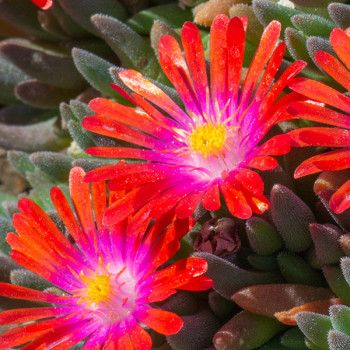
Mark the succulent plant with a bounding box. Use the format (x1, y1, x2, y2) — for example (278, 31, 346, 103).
(2, 1, 350, 349)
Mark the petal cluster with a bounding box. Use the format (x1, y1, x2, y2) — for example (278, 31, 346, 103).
(83, 15, 306, 223)
(0, 167, 212, 349)
(287, 27, 350, 213)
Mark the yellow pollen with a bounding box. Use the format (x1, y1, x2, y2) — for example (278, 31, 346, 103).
(189, 122, 228, 159)
(73, 257, 113, 308)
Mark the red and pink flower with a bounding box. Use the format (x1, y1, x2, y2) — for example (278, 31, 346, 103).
(287, 27, 350, 213)
(0, 167, 212, 349)
(83, 15, 306, 224)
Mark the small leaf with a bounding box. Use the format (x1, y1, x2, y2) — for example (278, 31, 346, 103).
(92, 15, 167, 83)
(271, 184, 314, 252)
(329, 304, 350, 336)
(246, 217, 283, 255)
(167, 307, 220, 350)
(193, 252, 282, 299)
(323, 265, 350, 304)
(0, 0, 55, 40)
(10, 269, 51, 290)
(127, 3, 193, 34)
(0, 119, 70, 152)
(0, 55, 29, 104)
(253, 0, 301, 34)
(281, 327, 309, 350)
(232, 284, 334, 318)
(328, 330, 350, 350)
(72, 48, 128, 102)
(30, 152, 73, 182)
(0, 216, 13, 255)
(56, 0, 127, 35)
(15, 80, 82, 109)
(328, 3, 350, 29)
(291, 14, 335, 37)
(213, 311, 286, 350)
(248, 254, 279, 272)
(277, 252, 326, 287)
(295, 312, 332, 349)
(0, 38, 86, 89)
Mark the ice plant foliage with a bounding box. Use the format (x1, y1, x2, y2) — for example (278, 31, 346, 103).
(83, 15, 306, 224)
(0, 167, 212, 349)
(287, 27, 350, 214)
(31, 0, 52, 10)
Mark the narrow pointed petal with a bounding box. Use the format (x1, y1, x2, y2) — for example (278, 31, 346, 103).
(330, 28, 350, 70)
(330, 179, 350, 214)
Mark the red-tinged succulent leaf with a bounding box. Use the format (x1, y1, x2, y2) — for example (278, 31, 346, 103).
(314, 169, 350, 195)
(275, 298, 346, 325)
(232, 284, 334, 317)
(136, 307, 183, 335)
(330, 179, 350, 213)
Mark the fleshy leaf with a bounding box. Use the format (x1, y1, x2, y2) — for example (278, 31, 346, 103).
(193, 252, 282, 299)
(213, 311, 286, 350)
(328, 330, 350, 350)
(246, 217, 283, 255)
(291, 14, 335, 37)
(166, 307, 220, 350)
(295, 312, 332, 349)
(232, 284, 334, 318)
(328, 3, 350, 29)
(329, 304, 350, 336)
(324, 265, 350, 304)
(270, 184, 314, 252)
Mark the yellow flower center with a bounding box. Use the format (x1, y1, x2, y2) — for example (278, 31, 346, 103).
(74, 258, 113, 308)
(189, 122, 228, 159)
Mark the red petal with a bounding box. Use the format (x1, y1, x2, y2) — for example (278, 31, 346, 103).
(127, 319, 152, 350)
(175, 188, 206, 219)
(227, 17, 245, 108)
(181, 21, 210, 112)
(289, 127, 350, 147)
(330, 179, 350, 214)
(315, 51, 350, 91)
(202, 180, 221, 211)
(179, 275, 213, 291)
(241, 20, 281, 104)
(31, 0, 52, 9)
(210, 15, 229, 112)
(330, 28, 350, 71)
(287, 101, 350, 129)
(234, 169, 264, 196)
(220, 178, 252, 219)
(289, 77, 350, 113)
(136, 307, 183, 335)
(159, 35, 200, 116)
(0, 283, 70, 304)
(246, 156, 278, 170)
(0, 306, 75, 325)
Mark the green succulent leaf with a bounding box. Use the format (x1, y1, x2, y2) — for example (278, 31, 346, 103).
(248, 254, 279, 272)
(1, 119, 70, 152)
(0, 0, 55, 40)
(328, 330, 350, 350)
(91, 14, 167, 83)
(29, 152, 73, 183)
(246, 217, 283, 255)
(0, 216, 13, 255)
(270, 184, 314, 252)
(253, 0, 301, 34)
(0, 193, 17, 218)
(296, 312, 332, 349)
(281, 327, 309, 350)
(0, 39, 86, 89)
(127, 3, 193, 34)
(0, 55, 29, 104)
(72, 48, 120, 99)
(277, 252, 326, 287)
(323, 265, 350, 305)
(329, 304, 350, 336)
(213, 311, 286, 350)
(56, 0, 127, 35)
(10, 269, 52, 290)
(193, 252, 282, 299)
(291, 14, 335, 37)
